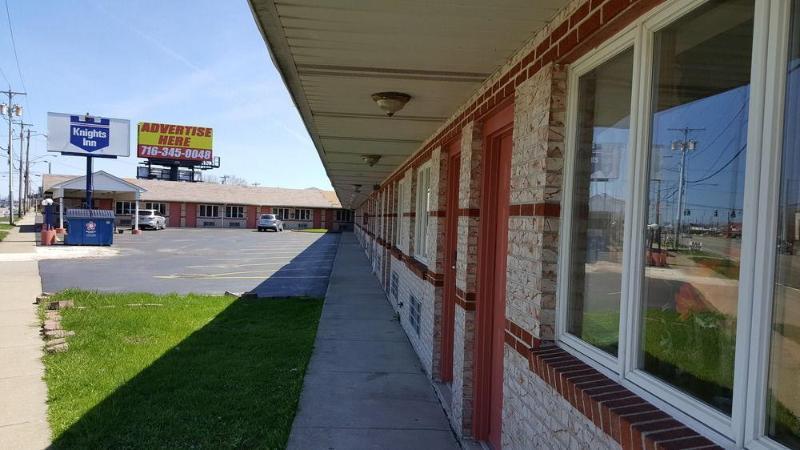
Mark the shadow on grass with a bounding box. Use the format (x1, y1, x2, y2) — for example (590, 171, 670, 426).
(48, 295, 323, 450)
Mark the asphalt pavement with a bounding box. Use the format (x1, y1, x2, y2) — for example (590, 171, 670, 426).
(39, 228, 339, 298)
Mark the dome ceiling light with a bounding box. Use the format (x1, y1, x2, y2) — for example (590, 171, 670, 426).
(370, 92, 411, 117)
(361, 154, 382, 167)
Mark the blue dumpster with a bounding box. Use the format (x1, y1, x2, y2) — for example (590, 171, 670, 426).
(64, 209, 115, 246)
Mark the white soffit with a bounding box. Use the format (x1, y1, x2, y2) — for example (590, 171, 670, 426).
(250, 0, 569, 208)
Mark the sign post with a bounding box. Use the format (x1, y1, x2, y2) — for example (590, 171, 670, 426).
(47, 112, 130, 209)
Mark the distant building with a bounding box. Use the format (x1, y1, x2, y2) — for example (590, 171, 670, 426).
(42, 172, 353, 231)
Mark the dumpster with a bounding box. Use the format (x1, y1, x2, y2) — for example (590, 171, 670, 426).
(64, 209, 116, 246)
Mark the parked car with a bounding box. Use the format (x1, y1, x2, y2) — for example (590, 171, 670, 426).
(257, 214, 283, 232)
(137, 209, 166, 230)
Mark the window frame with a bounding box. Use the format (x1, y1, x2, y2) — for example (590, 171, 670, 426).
(199, 204, 220, 218)
(397, 179, 407, 248)
(556, 0, 780, 446)
(294, 208, 311, 221)
(225, 205, 244, 219)
(274, 207, 290, 220)
(115, 201, 136, 215)
(144, 202, 166, 215)
(414, 162, 432, 262)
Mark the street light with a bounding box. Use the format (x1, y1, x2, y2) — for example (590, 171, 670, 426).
(669, 127, 704, 250)
(1, 100, 23, 225)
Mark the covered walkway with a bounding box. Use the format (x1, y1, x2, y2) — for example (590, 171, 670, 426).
(287, 232, 459, 450)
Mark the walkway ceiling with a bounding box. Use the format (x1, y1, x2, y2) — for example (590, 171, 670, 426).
(249, 0, 569, 208)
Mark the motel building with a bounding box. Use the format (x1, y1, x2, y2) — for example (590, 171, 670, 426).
(252, 0, 800, 448)
(41, 172, 353, 231)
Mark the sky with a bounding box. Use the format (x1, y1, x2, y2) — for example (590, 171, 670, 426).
(0, 0, 332, 193)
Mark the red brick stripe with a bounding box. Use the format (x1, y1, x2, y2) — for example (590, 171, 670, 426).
(428, 210, 446, 217)
(455, 288, 476, 311)
(505, 343, 723, 450)
(509, 202, 561, 217)
(458, 208, 480, 217)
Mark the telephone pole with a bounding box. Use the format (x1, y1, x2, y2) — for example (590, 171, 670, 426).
(22, 126, 33, 213)
(17, 122, 32, 217)
(1, 89, 26, 225)
(669, 127, 704, 250)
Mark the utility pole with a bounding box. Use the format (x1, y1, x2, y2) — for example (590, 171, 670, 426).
(17, 122, 32, 217)
(1, 89, 26, 225)
(23, 126, 32, 213)
(669, 127, 704, 250)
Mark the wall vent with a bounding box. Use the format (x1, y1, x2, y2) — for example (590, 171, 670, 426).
(391, 272, 399, 299)
(409, 295, 421, 335)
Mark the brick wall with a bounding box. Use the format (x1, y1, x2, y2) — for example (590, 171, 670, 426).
(346, 1, 730, 448)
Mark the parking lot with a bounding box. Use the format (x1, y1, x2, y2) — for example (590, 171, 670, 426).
(39, 229, 340, 298)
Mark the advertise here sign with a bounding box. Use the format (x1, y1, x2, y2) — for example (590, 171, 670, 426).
(137, 122, 213, 162)
(47, 112, 130, 157)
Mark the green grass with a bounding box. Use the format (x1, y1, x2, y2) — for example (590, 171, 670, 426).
(42, 290, 323, 449)
(688, 253, 740, 279)
(0, 223, 13, 241)
(295, 228, 328, 233)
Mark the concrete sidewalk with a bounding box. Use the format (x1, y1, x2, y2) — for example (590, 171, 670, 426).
(0, 215, 51, 449)
(287, 233, 460, 450)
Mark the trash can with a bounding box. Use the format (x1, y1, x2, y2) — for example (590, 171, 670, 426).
(63, 209, 115, 246)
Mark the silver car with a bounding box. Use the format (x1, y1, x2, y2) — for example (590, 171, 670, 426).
(257, 214, 283, 232)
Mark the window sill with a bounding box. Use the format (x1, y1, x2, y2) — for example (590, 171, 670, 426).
(515, 340, 722, 449)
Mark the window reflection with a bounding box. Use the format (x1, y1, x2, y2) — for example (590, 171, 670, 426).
(641, 0, 753, 414)
(767, 1, 800, 446)
(567, 48, 633, 355)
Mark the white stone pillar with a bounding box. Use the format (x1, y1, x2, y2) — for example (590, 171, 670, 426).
(58, 199, 64, 229)
(134, 200, 140, 231)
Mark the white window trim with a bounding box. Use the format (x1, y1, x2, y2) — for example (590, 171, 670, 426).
(556, 0, 790, 447)
(414, 162, 432, 263)
(199, 204, 220, 218)
(397, 179, 407, 249)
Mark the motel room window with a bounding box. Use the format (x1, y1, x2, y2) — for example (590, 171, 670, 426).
(397, 180, 406, 246)
(144, 202, 166, 215)
(198, 205, 219, 218)
(225, 205, 244, 219)
(274, 208, 289, 220)
(295, 209, 310, 221)
(414, 163, 431, 261)
(115, 201, 135, 215)
(556, 0, 800, 446)
(767, 1, 800, 447)
(564, 45, 634, 357)
(336, 209, 352, 222)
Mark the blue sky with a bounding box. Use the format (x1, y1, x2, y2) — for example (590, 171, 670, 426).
(0, 0, 331, 190)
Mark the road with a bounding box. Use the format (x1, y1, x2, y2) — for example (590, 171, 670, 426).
(39, 228, 340, 298)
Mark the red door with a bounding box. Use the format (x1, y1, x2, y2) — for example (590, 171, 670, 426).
(473, 104, 513, 449)
(439, 141, 460, 383)
(169, 203, 182, 227)
(185, 203, 197, 228)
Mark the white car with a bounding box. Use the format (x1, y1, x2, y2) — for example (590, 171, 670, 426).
(137, 209, 166, 230)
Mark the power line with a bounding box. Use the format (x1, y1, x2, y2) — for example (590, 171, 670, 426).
(4, 0, 26, 92)
(0, 65, 8, 87)
(688, 144, 746, 184)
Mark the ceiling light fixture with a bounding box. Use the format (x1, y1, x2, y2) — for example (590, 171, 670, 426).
(361, 154, 382, 166)
(370, 92, 411, 117)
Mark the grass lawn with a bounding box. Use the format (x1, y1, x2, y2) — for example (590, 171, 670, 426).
(0, 223, 13, 241)
(42, 290, 323, 449)
(294, 228, 328, 233)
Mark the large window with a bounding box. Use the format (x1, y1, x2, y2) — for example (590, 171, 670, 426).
(225, 205, 244, 219)
(767, 2, 800, 447)
(144, 202, 166, 215)
(295, 209, 310, 221)
(397, 179, 407, 247)
(115, 201, 135, 215)
(336, 209, 352, 222)
(199, 204, 219, 218)
(414, 163, 432, 260)
(274, 208, 290, 220)
(565, 46, 634, 356)
(557, 0, 800, 446)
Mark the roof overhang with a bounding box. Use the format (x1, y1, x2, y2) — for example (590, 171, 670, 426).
(48, 171, 146, 200)
(249, 0, 569, 208)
